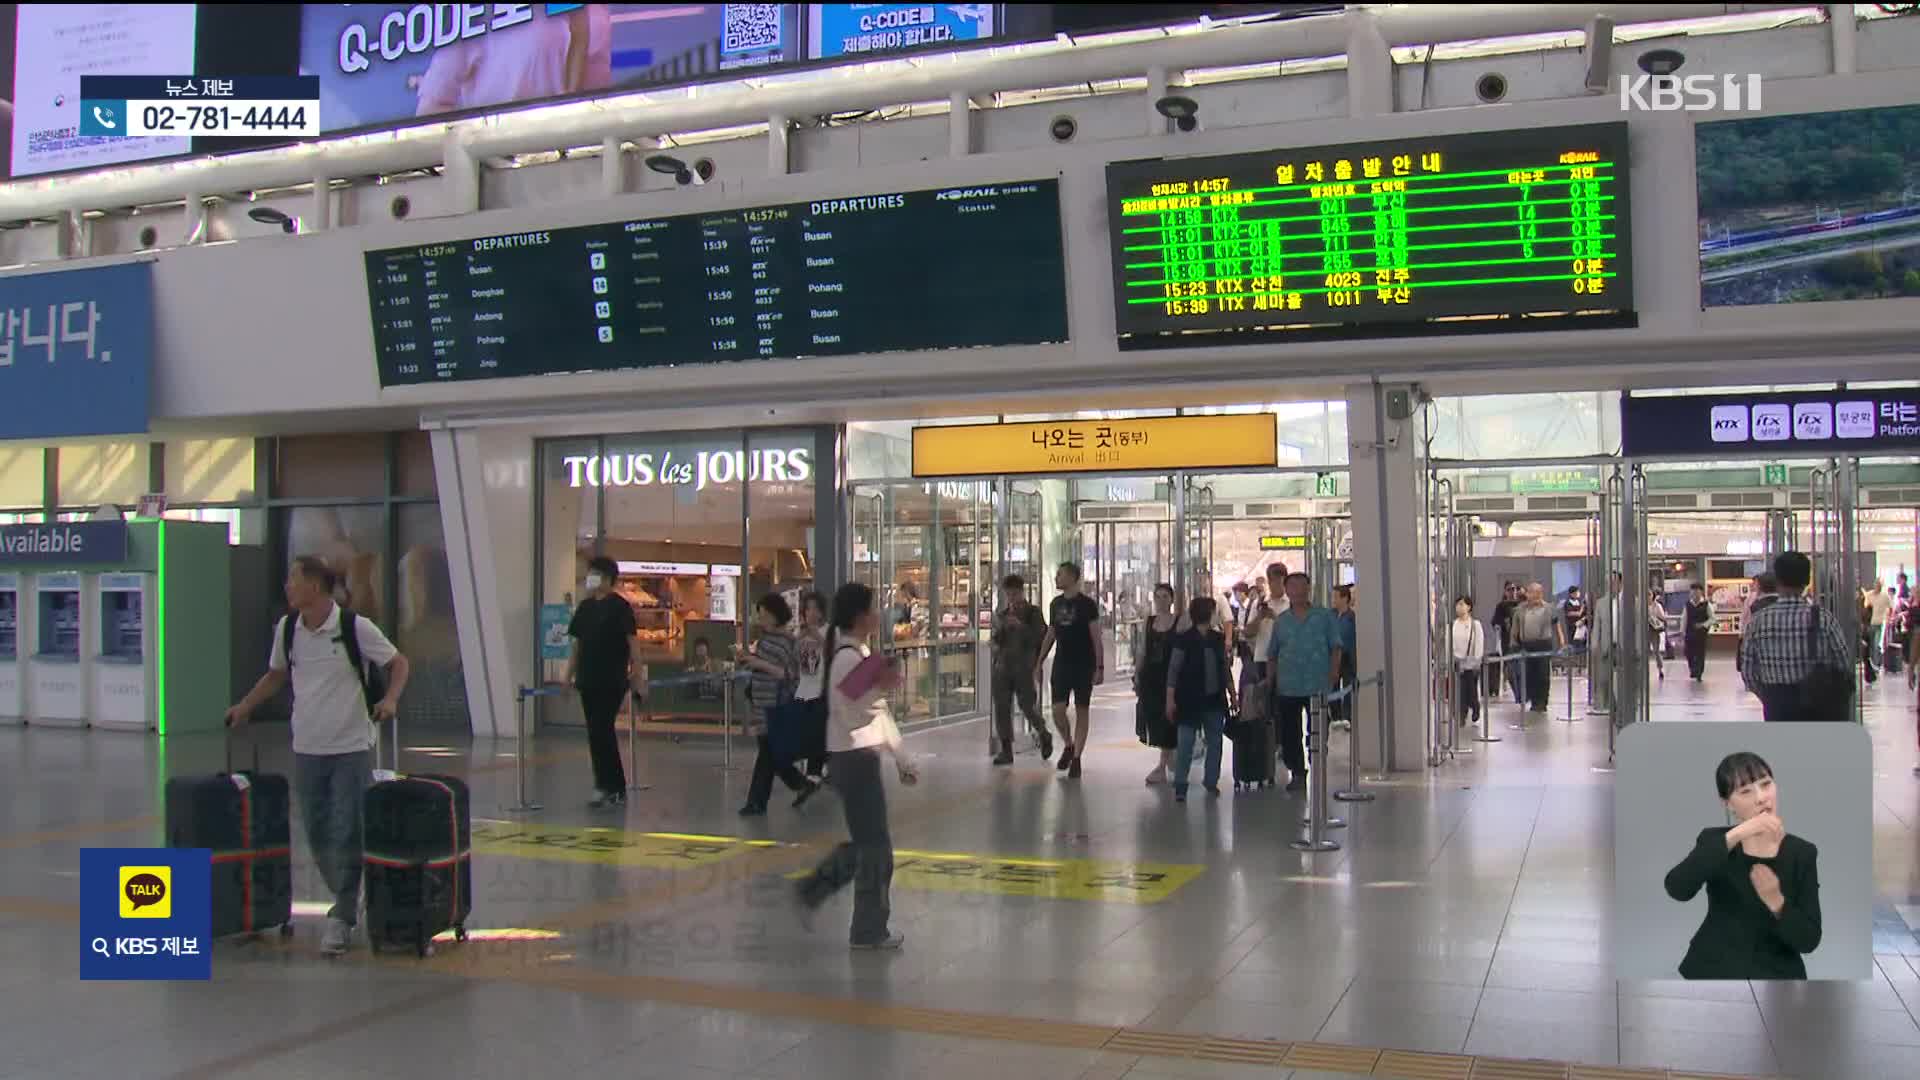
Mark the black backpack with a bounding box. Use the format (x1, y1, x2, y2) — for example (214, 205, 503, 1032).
(280, 608, 389, 716)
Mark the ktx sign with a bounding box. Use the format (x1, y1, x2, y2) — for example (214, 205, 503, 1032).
(1622, 389, 1920, 458)
(1619, 73, 1762, 112)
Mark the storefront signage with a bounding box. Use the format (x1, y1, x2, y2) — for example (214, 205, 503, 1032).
(1260, 535, 1308, 550)
(1513, 468, 1600, 494)
(1622, 388, 1920, 457)
(0, 522, 129, 565)
(561, 446, 812, 491)
(911, 413, 1277, 478)
(0, 261, 153, 440)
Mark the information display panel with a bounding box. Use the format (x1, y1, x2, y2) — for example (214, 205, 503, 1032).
(911, 413, 1278, 478)
(1106, 122, 1635, 347)
(1620, 387, 1920, 458)
(365, 179, 1067, 386)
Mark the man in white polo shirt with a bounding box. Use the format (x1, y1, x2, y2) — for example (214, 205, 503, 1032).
(227, 555, 410, 955)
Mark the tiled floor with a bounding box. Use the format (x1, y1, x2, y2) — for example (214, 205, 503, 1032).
(0, 663, 1916, 1079)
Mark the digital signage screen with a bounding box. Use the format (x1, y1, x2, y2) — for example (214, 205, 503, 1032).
(302, 4, 803, 136)
(805, 4, 1001, 61)
(1, 4, 304, 180)
(1697, 103, 1920, 309)
(364, 178, 1068, 386)
(1105, 122, 1635, 348)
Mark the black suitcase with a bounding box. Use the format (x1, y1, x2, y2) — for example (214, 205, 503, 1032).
(363, 772, 471, 957)
(1232, 716, 1276, 791)
(163, 737, 293, 940)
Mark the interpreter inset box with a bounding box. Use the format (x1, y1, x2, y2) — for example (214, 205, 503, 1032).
(1614, 722, 1871, 981)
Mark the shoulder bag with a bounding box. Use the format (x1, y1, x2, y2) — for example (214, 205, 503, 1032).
(1797, 604, 1855, 722)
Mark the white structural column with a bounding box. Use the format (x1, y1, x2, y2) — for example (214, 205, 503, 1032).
(1344, 381, 1430, 772)
(429, 425, 539, 738)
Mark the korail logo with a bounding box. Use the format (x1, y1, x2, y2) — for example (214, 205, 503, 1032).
(1619, 73, 1763, 112)
(1710, 405, 1749, 443)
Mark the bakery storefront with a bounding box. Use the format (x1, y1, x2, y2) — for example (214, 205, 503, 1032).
(534, 426, 838, 734)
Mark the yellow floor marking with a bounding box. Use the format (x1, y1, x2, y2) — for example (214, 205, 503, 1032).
(471, 819, 778, 870)
(780, 846, 1205, 904)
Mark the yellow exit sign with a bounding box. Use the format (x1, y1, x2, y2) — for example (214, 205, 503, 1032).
(1260, 535, 1308, 550)
(911, 413, 1278, 478)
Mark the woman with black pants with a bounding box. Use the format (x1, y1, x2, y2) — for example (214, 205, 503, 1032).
(737, 593, 821, 816)
(1684, 584, 1712, 681)
(793, 583, 919, 950)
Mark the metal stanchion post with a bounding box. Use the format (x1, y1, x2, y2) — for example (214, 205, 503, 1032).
(502, 686, 548, 813)
(1561, 652, 1579, 723)
(628, 681, 653, 793)
(1335, 674, 1377, 803)
(719, 671, 738, 771)
(1292, 695, 1341, 852)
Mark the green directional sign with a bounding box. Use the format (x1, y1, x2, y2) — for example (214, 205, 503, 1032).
(1314, 472, 1339, 498)
(1763, 463, 1787, 487)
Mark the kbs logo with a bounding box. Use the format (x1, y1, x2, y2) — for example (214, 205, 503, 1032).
(118, 865, 170, 919)
(1619, 73, 1762, 112)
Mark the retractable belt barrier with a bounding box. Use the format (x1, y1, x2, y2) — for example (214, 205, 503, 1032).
(1328, 672, 1384, 806)
(505, 685, 564, 813)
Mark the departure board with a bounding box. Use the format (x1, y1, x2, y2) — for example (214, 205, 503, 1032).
(365, 179, 1067, 386)
(1106, 122, 1634, 346)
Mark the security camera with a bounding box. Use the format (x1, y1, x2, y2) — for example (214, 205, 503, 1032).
(1154, 94, 1199, 133)
(1049, 114, 1077, 143)
(645, 154, 716, 187)
(389, 194, 412, 220)
(1475, 72, 1508, 103)
(1638, 48, 1686, 87)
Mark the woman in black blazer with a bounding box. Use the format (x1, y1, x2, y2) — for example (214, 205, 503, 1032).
(1664, 751, 1821, 980)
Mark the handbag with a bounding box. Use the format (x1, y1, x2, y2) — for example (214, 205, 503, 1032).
(1797, 604, 1855, 721)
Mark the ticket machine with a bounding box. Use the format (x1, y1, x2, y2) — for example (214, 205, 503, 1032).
(0, 573, 23, 723)
(30, 572, 87, 725)
(91, 572, 152, 730)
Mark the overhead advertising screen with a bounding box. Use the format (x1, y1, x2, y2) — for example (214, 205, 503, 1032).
(1620, 388, 1920, 459)
(303, 4, 802, 135)
(7, 4, 197, 179)
(1106, 122, 1635, 348)
(805, 4, 1000, 61)
(1697, 103, 1920, 308)
(365, 178, 1067, 386)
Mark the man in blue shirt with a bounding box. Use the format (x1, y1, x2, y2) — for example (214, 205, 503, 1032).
(1264, 571, 1344, 792)
(1331, 584, 1358, 727)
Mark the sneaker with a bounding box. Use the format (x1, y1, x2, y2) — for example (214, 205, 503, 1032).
(738, 804, 767, 817)
(587, 789, 611, 809)
(1036, 729, 1054, 761)
(1174, 788, 1187, 804)
(1204, 784, 1221, 798)
(793, 781, 821, 809)
(992, 750, 1014, 766)
(1067, 755, 1082, 780)
(1056, 745, 1075, 772)
(851, 932, 905, 951)
(605, 790, 626, 808)
(320, 918, 352, 956)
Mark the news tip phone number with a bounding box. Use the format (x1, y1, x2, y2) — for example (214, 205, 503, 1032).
(103, 101, 318, 138)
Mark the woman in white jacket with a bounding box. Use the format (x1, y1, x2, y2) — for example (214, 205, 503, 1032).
(792, 582, 918, 950)
(1450, 595, 1489, 729)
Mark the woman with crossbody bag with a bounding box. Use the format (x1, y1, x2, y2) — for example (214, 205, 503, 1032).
(737, 593, 822, 816)
(1450, 596, 1488, 730)
(792, 583, 918, 950)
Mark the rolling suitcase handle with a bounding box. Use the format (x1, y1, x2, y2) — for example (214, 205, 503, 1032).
(372, 710, 402, 780)
(224, 722, 261, 776)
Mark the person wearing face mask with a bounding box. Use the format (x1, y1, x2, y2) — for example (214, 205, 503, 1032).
(565, 556, 643, 809)
(1663, 751, 1821, 980)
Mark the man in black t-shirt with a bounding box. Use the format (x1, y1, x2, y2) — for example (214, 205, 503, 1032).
(1490, 582, 1521, 703)
(1036, 561, 1103, 780)
(566, 556, 641, 809)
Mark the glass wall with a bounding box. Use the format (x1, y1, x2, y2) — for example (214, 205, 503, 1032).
(1427, 391, 1622, 461)
(536, 428, 822, 735)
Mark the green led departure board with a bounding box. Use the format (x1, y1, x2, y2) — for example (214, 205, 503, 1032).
(1106, 122, 1634, 347)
